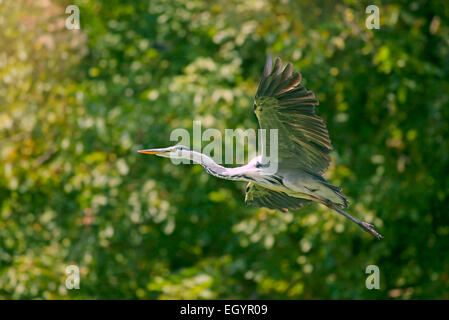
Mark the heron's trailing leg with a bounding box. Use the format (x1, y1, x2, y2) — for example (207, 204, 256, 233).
(329, 204, 383, 239)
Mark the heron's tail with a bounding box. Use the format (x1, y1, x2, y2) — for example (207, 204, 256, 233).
(313, 180, 348, 208)
(323, 181, 348, 208)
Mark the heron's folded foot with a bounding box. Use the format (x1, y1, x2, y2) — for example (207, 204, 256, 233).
(361, 222, 383, 239)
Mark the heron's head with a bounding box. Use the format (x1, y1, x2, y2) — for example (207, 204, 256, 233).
(137, 145, 192, 160)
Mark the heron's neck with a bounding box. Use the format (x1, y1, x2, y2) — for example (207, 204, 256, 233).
(189, 151, 251, 181)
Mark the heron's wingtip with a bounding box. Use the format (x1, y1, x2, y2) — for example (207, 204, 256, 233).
(263, 55, 273, 76)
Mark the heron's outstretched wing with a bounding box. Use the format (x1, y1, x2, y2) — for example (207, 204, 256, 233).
(245, 182, 310, 212)
(254, 56, 332, 175)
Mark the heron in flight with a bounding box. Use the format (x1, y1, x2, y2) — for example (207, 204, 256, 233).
(139, 56, 382, 239)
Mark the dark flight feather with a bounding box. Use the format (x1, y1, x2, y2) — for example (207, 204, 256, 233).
(254, 56, 333, 175)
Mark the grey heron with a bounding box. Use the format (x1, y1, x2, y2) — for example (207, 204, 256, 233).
(139, 56, 383, 239)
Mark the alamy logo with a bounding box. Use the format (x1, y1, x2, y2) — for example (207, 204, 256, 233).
(169, 121, 279, 174)
(365, 265, 380, 289)
(65, 5, 80, 30)
(65, 265, 80, 290)
(365, 5, 380, 29)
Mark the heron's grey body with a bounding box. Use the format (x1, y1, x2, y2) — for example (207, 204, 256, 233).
(138, 56, 382, 239)
(188, 152, 346, 209)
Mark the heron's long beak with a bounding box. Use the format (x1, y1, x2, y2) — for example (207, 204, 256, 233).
(137, 148, 171, 155)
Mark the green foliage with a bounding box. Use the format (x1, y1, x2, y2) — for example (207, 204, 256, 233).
(1, 0, 448, 299)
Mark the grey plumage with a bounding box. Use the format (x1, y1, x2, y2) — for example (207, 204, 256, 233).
(138, 56, 383, 239)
